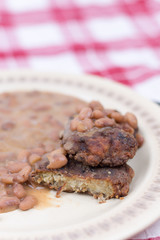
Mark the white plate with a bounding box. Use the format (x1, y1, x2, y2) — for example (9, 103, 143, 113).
(0, 71, 160, 240)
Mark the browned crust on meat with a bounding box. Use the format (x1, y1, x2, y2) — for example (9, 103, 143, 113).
(31, 158, 134, 200)
(61, 123, 138, 167)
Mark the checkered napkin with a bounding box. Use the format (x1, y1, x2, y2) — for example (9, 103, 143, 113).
(0, 0, 160, 239)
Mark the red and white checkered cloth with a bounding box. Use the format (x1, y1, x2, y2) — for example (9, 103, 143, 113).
(0, 0, 160, 239)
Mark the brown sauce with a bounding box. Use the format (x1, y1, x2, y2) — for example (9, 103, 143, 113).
(0, 91, 85, 213)
(25, 186, 59, 209)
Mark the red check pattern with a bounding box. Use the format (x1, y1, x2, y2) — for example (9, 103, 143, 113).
(0, 0, 160, 88)
(0, 0, 160, 239)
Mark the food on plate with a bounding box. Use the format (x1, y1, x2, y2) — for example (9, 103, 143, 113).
(0, 91, 144, 213)
(61, 102, 143, 167)
(0, 91, 85, 212)
(61, 122, 138, 167)
(31, 157, 134, 202)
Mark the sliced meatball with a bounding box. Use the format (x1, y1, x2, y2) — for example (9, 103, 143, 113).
(31, 157, 135, 202)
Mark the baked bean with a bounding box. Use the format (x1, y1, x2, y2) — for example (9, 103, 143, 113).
(33, 104, 51, 111)
(30, 147, 45, 156)
(49, 119, 63, 128)
(0, 152, 16, 162)
(110, 112, 123, 123)
(0, 153, 9, 162)
(92, 110, 105, 119)
(15, 165, 31, 183)
(44, 143, 55, 153)
(122, 123, 134, 135)
(26, 91, 40, 97)
(6, 185, 14, 196)
(17, 150, 30, 162)
(42, 114, 52, 123)
(50, 129, 62, 141)
(29, 154, 41, 165)
(13, 183, 26, 199)
(22, 120, 32, 127)
(0, 196, 20, 213)
(89, 101, 104, 111)
(47, 148, 68, 169)
(7, 162, 28, 173)
(19, 195, 37, 211)
(136, 133, 144, 147)
(0, 183, 7, 197)
(79, 107, 92, 120)
(124, 112, 138, 129)
(77, 122, 87, 132)
(70, 118, 80, 131)
(82, 119, 94, 130)
(1, 121, 15, 131)
(95, 117, 115, 128)
(104, 109, 115, 117)
(0, 108, 10, 114)
(0, 167, 8, 174)
(63, 110, 75, 117)
(0, 174, 14, 184)
(76, 104, 86, 113)
(29, 115, 37, 120)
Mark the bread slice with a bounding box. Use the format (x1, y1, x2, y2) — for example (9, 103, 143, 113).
(31, 157, 134, 202)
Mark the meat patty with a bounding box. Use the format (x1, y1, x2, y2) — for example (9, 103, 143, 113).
(61, 122, 138, 167)
(31, 157, 134, 201)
